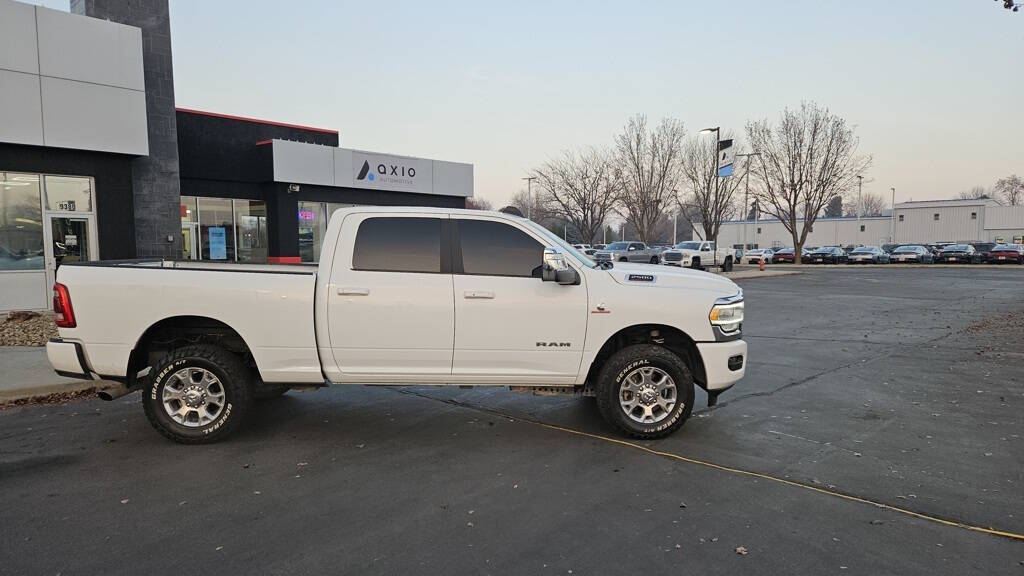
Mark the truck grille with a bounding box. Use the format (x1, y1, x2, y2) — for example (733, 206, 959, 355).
(663, 252, 682, 262)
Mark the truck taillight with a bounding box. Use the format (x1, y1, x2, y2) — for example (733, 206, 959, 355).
(53, 283, 76, 328)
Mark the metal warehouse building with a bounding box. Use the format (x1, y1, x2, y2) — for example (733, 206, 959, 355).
(705, 198, 1024, 250)
(0, 0, 472, 312)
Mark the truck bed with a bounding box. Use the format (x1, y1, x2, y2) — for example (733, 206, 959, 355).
(54, 259, 323, 384)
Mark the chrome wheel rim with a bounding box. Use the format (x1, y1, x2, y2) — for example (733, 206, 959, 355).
(619, 366, 677, 424)
(162, 367, 226, 428)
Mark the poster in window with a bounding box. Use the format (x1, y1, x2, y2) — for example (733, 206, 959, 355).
(209, 227, 227, 260)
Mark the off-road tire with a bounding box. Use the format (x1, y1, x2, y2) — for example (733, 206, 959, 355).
(723, 256, 734, 272)
(143, 344, 252, 444)
(594, 344, 695, 439)
(690, 257, 701, 270)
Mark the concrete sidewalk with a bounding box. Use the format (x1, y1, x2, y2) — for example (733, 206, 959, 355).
(0, 346, 95, 402)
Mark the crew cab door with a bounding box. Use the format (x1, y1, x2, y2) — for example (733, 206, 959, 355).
(327, 213, 454, 377)
(451, 216, 587, 382)
(628, 243, 647, 262)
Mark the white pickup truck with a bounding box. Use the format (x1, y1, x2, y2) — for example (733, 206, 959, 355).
(47, 207, 746, 444)
(659, 241, 735, 271)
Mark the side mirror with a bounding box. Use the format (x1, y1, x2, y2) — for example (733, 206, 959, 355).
(542, 248, 579, 285)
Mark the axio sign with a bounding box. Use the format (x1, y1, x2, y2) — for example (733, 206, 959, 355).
(352, 151, 433, 194)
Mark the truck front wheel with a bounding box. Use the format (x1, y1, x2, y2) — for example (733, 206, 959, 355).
(594, 344, 695, 439)
(142, 344, 253, 444)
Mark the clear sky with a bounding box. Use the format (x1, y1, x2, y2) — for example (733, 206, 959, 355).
(34, 0, 1024, 207)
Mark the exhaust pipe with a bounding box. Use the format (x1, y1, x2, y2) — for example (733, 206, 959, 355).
(96, 381, 132, 401)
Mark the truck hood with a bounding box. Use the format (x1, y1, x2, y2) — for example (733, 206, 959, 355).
(603, 262, 739, 296)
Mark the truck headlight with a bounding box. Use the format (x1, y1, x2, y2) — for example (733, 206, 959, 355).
(709, 291, 744, 333)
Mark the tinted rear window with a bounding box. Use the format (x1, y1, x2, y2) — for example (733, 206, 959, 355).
(352, 217, 441, 273)
(459, 219, 544, 277)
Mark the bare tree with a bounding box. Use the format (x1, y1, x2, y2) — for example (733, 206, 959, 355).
(846, 192, 886, 217)
(745, 102, 871, 262)
(465, 197, 493, 210)
(957, 186, 990, 200)
(678, 132, 744, 247)
(612, 115, 687, 244)
(531, 148, 620, 246)
(508, 188, 550, 221)
(993, 175, 1023, 205)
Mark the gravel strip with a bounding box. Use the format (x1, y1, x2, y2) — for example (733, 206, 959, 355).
(0, 312, 58, 347)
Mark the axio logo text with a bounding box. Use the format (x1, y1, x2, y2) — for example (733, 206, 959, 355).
(356, 159, 416, 181)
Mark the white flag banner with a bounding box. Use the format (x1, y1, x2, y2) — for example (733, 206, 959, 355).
(718, 139, 734, 177)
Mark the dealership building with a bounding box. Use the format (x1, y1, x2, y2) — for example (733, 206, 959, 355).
(705, 198, 1024, 250)
(0, 0, 472, 312)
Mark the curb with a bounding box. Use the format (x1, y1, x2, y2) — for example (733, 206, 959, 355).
(0, 381, 97, 405)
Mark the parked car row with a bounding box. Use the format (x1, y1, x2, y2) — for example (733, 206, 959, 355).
(743, 242, 1024, 265)
(576, 240, 1023, 269)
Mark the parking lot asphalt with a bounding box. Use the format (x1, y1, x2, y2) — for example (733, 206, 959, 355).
(1, 267, 1022, 575)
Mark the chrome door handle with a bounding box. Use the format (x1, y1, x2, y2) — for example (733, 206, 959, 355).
(463, 290, 494, 299)
(338, 287, 370, 296)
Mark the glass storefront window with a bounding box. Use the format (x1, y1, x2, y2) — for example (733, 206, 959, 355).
(235, 200, 267, 263)
(180, 196, 198, 224)
(0, 173, 44, 271)
(198, 197, 234, 261)
(44, 175, 93, 212)
(298, 201, 324, 263)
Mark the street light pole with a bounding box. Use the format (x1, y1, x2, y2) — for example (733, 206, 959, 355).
(736, 152, 761, 254)
(701, 127, 721, 267)
(856, 175, 863, 246)
(890, 187, 896, 243)
(521, 176, 536, 220)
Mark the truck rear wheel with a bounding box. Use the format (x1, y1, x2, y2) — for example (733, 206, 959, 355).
(594, 344, 695, 439)
(142, 344, 252, 444)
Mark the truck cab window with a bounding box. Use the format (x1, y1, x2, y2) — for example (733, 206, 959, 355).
(352, 217, 441, 273)
(458, 219, 544, 277)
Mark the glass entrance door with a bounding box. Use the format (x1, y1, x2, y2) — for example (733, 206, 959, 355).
(182, 222, 198, 260)
(44, 215, 97, 289)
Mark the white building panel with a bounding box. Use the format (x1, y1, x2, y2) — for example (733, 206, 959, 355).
(0, 0, 39, 74)
(983, 205, 1024, 230)
(40, 76, 149, 155)
(271, 141, 473, 198)
(332, 148, 354, 186)
(36, 4, 144, 91)
(271, 140, 334, 186)
(710, 217, 893, 249)
(893, 205, 984, 244)
(433, 160, 474, 198)
(0, 70, 44, 146)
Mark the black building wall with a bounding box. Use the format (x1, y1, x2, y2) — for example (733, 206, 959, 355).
(0, 143, 136, 260)
(73, 0, 183, 259)
(176, 109, 338, 201)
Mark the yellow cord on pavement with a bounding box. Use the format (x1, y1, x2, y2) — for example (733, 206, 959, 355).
(537, 422, 1024, 543)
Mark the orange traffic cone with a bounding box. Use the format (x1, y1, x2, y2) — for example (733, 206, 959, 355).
(759, 259, 765, 272)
